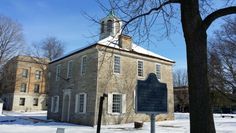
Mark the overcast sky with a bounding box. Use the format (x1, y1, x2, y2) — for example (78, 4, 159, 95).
(1, 0, 231, 70)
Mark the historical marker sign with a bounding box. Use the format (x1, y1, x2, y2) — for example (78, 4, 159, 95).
(136, 73, 168, 114)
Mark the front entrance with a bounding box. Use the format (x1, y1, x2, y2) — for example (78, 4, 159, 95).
(61, 89, 71, 122)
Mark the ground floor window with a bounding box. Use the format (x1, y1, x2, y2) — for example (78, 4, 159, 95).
(19, 98, 25, 106)
(112, 94, 122, 113)
(108, 93, 126, 114)
(33, 98, 38, 106)
(75, 93, 87, 113)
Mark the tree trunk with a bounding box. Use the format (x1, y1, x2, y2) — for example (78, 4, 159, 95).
(181, 1, 216, 133)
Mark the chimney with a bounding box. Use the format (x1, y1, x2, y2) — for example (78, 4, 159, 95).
(118, 34, 132, 50)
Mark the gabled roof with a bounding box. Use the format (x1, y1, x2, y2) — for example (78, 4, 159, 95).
(50, 36, 174, 64)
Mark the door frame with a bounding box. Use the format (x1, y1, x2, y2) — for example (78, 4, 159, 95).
(61, 89, 71, 122)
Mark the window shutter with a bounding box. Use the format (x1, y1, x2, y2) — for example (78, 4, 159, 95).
(75, 94, 78, 113)
(83, 93, 87, 113)
(122, 94, 126, 113)
(107, 93, 112, 114)
(133, 90, 136, 110)
(51, 97, 54, 112)
(55, 96, 59, 113)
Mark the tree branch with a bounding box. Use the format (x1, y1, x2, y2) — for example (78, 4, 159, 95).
(202, 6, 236, 30)
(122, 0, 180, 32)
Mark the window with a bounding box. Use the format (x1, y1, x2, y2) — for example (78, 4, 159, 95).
(81, 56, 87, 75)
(35, 70, 41, 80)
(22, 69, 28, 78)
(33, 98, 38, 106)
(114, 56, 120, 74)
(34, 84, 40, 93)
(112, 94, 122, 113)
(51, 96, 59, 113)
(56, 64, 61, 81)
(108, 93, 126, 114)
(20, 83, 27, 92)
(156, 64, 161, 80)
(75, 93, 87, 113)
(19, 98, 25, 106)
(107, 20, 113, 32)
(138, 61, 144, 77)
(67, 60, 73, 79)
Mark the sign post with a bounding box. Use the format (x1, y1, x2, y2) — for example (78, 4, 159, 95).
(150, 114, 156, 133)
(136, 73, 168, 133)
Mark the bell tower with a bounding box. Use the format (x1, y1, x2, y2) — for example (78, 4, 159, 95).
(99, 10, 122, 40)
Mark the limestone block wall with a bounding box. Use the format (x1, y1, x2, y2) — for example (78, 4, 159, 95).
(48, 47, 99, 126)
(95, 46, 174, 125)
(12, 93, 46, 111)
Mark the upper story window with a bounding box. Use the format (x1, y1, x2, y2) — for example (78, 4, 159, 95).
(81, 56, 87, 75)
(75, 93, 87, 113)
(51, 96, 59, 113)
(22, 69, 28, 78)
(156, 64, 161, 80)
(35, 70, 42, 80)
(107, 20, 113, 32)
(114, 56, 120, 74)
(20, 83, 27, 92)
(137, 61, 144, 77)
(56, 64, 61, 81)
(67, 60, 73, 79)
(34, 84, 40, 93)
(101, 21, 105, 33)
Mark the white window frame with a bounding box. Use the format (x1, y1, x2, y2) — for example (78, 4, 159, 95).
(155, 63, 161, 80)
(75, 93, 87, 114)
(137, 60, 144, 77)
(51, 96, 59, 113)
(113, 55, 121, 74)
(81, 56, 87, 76)
(56, 64, 61, 81)
(108, 93, 126, 115)
(67, 60, 73, 79)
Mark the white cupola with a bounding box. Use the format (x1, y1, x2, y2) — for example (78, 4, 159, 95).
(99, 10, 122, 40)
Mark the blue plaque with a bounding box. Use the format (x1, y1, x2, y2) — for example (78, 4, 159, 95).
(136, 73, 167, 114)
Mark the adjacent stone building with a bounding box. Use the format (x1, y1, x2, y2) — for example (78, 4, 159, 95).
(0, 56, 48, 111)
(47, 12, 175, 126)
(174, 86, 189, 112)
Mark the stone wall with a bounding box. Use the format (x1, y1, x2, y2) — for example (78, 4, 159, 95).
(95, 45, 174, 125)
(47, 47, 98, 126)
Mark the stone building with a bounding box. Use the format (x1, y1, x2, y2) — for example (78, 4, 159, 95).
(0, 56, 48, 111)
(174, 86, 189, 112)
(47, 12, 175, 126)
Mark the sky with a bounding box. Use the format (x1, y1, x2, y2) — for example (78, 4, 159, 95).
(0, 0, 232, 70)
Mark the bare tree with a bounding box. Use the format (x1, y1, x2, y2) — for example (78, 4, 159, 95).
(209, 17, 236, 100)
(40, 37, 65, 61)
(29, 36, 65, 61)
(173, 69, 188, 87)
(97, 0, 236, 132)
(0, 15, 24, 66)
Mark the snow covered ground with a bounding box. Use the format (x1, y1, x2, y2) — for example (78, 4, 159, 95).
(0, 111, 236, 133)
